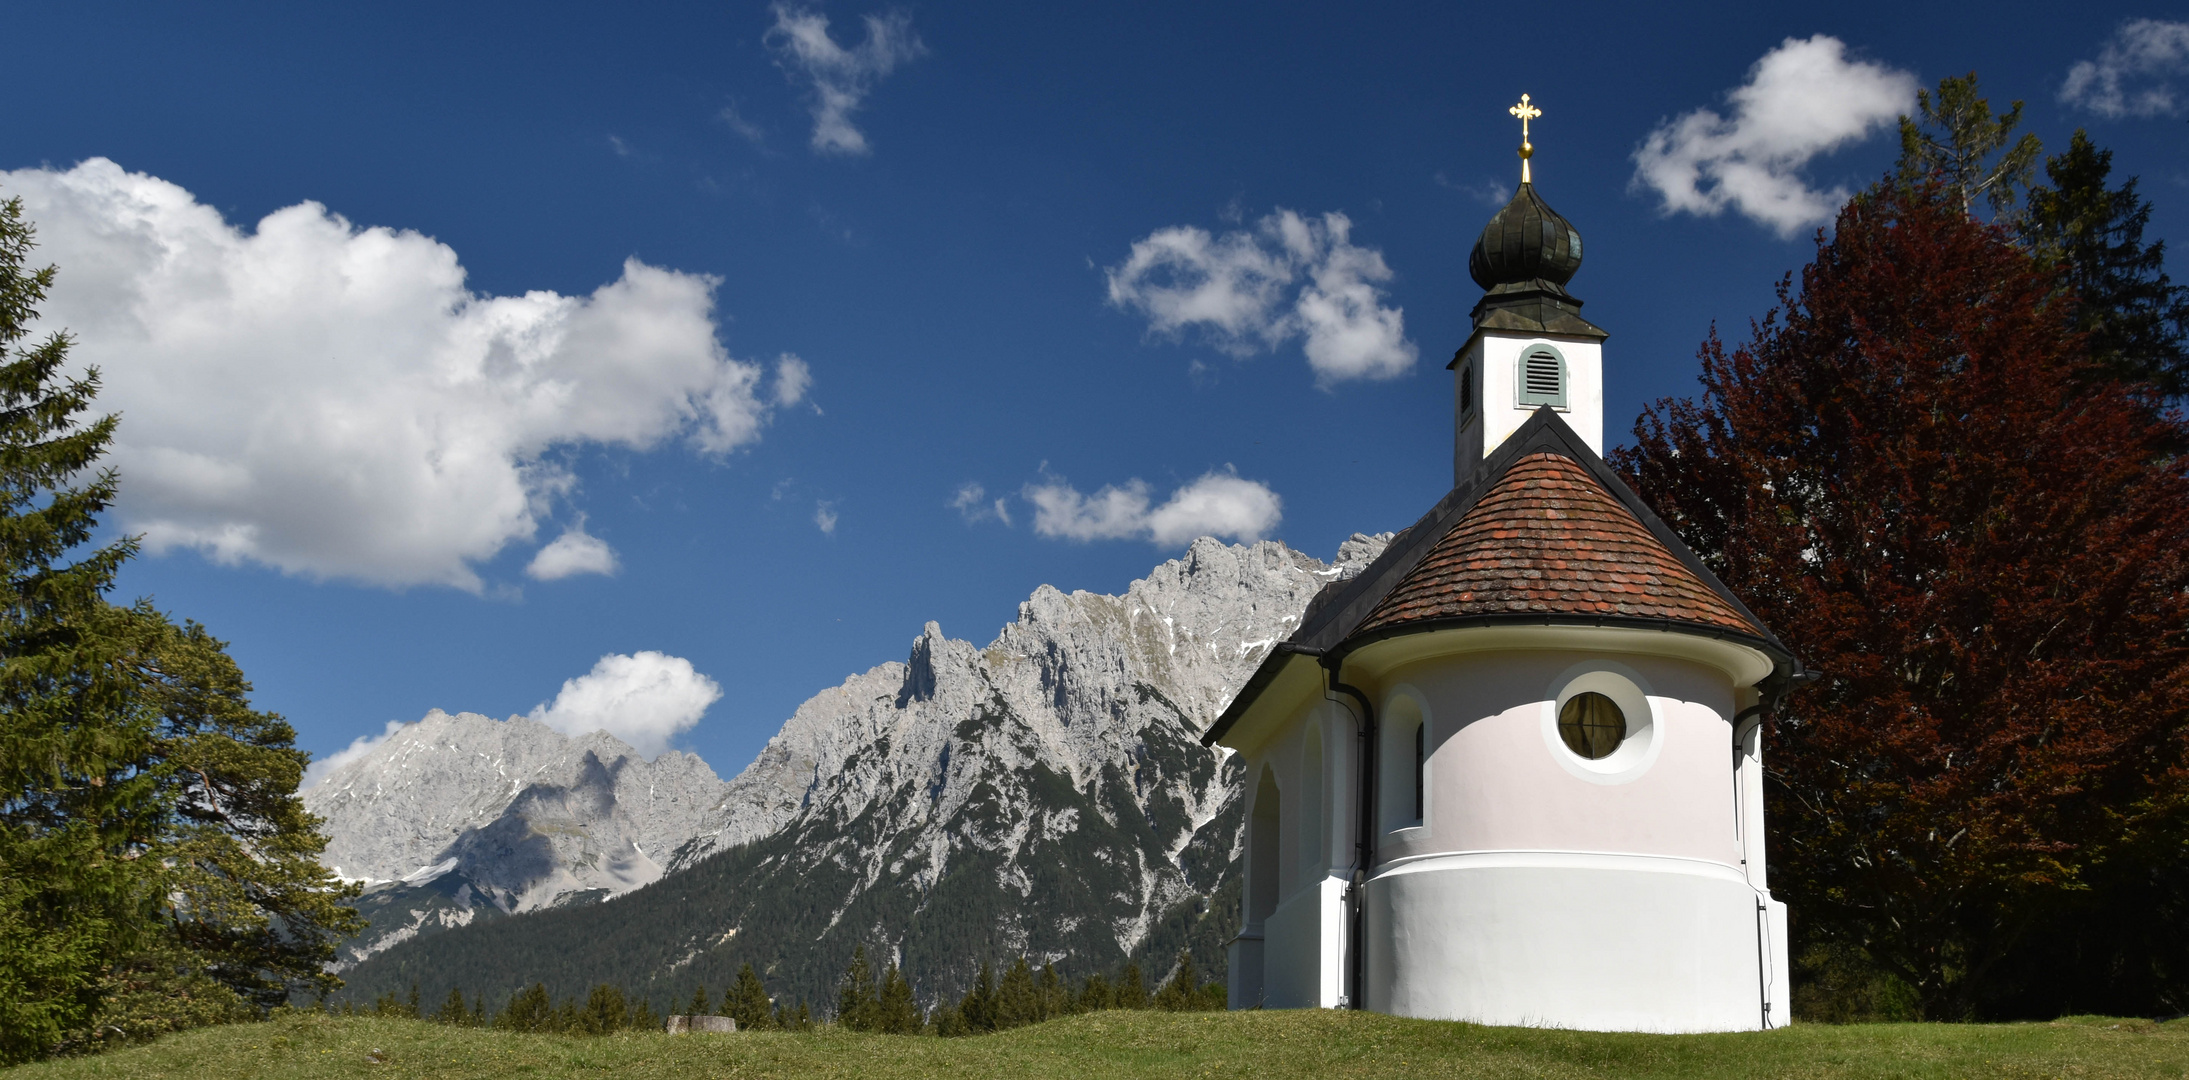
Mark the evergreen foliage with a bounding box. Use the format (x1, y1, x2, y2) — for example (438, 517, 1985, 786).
(686, 984, 710, 1018)
(2023, 130, 2189, 397)
(0, 196, 360, 1064)
(835, 945, 879, 1031)
(875, 963, 922, 1034)
(1115, 962, 1148, 1009)
(1617, 177, 2189, 1018)
(727, 964, 773, 1030)
(1895, 73, 2043, 222)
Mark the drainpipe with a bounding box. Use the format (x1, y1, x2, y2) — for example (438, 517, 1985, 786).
(1323, 656, 1374, 1012)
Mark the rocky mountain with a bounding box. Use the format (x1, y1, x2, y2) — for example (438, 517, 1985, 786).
(303, 713, 731, 966)
(319, 534, 1387, 1008)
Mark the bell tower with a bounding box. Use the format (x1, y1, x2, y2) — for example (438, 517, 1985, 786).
(1452, 95, 1609, 483)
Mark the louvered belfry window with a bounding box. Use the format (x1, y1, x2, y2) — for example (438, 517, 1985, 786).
(1517, 345, 1568, 409)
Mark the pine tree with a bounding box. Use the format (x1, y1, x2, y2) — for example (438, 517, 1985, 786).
(629, 997, 660, 1032)
(1154, 951, 1201, 1011)
(578, 984, 627, 1034)
(2023, 130, 2189, 396)
(434, 987, 469, 1025)
(994, 958, 1038, 1029)
(1896, 72, 2043, 222)
(1116, 963, 1149, 1009)
(958, 960, 997, 1032)
(1617, 178, 2189, 1018)
(686, 984, 710, 1018)
(774, 998, 812, 1032)
(495, 984, 554, 1032)
(0, 197, 359, 1061)
(835, 946, 878, 1031)
(875, 963, 921, 1034)
(727, 963, 773, 1030)
(1037, 963, 1067, 1019)
(1075, 973, 1113, 1012)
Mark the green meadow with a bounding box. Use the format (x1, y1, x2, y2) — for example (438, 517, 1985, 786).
(9, 1009, 2188, 1080)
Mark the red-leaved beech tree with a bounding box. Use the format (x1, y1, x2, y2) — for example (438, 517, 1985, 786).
(1613, 180, 2189, 1019)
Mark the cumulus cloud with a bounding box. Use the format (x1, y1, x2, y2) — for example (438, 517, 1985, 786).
(1631, 35, 1917, 238)
(814, 500, 838, 534)
(1106, 209, 1416, 386)
(302, 718, 407, 791)
(526, 521, 618, 580)
(766, 3, 926, 155)
(2, 158, 805, 590)
(950, 482, 1010, 525)
(2063, 19, 2189, 118)
(772, 353, 812, 407)
(1025, 467, 1281, 547)
(528, 651, 723, 758)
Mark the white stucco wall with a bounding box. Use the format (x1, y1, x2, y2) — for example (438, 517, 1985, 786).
(1453, 331, 1605, 483)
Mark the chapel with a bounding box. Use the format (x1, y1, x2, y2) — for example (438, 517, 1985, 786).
(1203, 96, 1800, 1032)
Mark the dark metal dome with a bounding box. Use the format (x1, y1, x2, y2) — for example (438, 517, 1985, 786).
(1468, 183, 1583, 291)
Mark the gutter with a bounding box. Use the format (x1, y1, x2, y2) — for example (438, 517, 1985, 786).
(1322, 655, 1374, 1012)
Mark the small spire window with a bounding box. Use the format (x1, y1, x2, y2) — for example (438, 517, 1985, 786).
(1517, 345, 1568, 409)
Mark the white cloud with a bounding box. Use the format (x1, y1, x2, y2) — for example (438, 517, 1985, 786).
(950, 482, 1011, 525)
(2063, 19, 2189, 118)
(1106, 209, 1416, 386)
(772, 353, 812, 407)
(814, 500, 838, 534)
(1631, 35, 1917, 238)
(302, 718, 407, 792)
(2, 158, 807, 590)
(766, 3, 926, 155)
(528, 651, 722, 758)
(526, 522, 618, 580)
(720, 101, 769, 146)
(1025, 467, 1281, 546)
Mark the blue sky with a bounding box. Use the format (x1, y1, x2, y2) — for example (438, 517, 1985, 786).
(4, 2, 2185, 777)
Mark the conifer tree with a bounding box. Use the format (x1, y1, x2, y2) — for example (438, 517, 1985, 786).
(578, 984, 627, 1034)
(0, 196, 359, 1060)
(957, 960, 997, 1032)
(995, 957, 1038, 1029)
(1116, 962, 1149, 1009)
(1037, 963, 1067, 1018)
(875, 963, 921, 1034)
(629, 997, 660, 1032)
(727, 963, 774, 1030)
(835, 946, 878, 1030)
(774, 998, 812, 1032)
(2023, 130, 2189, 396)
(1896, 73, 2043, 222)
(1617, 178, 2189, 1018)
(686, 984, 710, 1017)
(435, 987, 469, 1025)
(1076, 973, 1114, 1011)
(495, 984, 554, 1032)
(1154, 951, 1201, 1011)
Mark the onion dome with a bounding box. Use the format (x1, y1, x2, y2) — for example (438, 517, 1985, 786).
(1468, 183, 1583, 291)
(1463, 182, 1605, 341)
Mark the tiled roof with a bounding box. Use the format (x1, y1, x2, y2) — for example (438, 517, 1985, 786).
(1351, 452, 1764, 639)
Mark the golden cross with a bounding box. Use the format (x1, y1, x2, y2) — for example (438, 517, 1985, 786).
(1509, 93, 1541, 184)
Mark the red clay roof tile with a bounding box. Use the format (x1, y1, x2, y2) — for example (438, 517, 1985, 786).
(1351, 453, 1763, 639)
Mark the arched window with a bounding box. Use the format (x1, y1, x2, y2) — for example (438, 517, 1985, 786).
(1458, 363, 1475, 417)
(1517, 344, 1568, 409)
(1413, 722, 1425, 820)
(1300, 723, 1325, 878)
(1380, 690, 1427, 832)
(1248, 766, 1280, 927)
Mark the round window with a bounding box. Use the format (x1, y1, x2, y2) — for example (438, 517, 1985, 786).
(1557, 692, 1626, 760)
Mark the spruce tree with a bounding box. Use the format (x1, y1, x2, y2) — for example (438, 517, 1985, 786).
(727, 963, 773, 1030)
(958, 960, 997, 1032)
(835, 946, 878, 1030)
(435, 987, 468, 1025)
(578, 985, 627, 1034)
(1076, 973, 1113, 1011)
(1116, 962, 1149, 1009)
(1037, 963, 1067, 1018)
(875, 963, 921, 1034)
(629, 997, 660, 1032)
(1154, 951, 1200, 1011)
(2023, 130, 2189, 396)
(686, 984, 710, 1018)
(995, 957, 1038, 1029)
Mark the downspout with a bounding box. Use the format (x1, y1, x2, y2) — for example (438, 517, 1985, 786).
(1736, 664, 1810, 1030)
(1323, 655, 1374, 1012)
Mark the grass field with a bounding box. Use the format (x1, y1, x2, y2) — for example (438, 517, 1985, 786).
(8, 1009, 2188, 1079)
